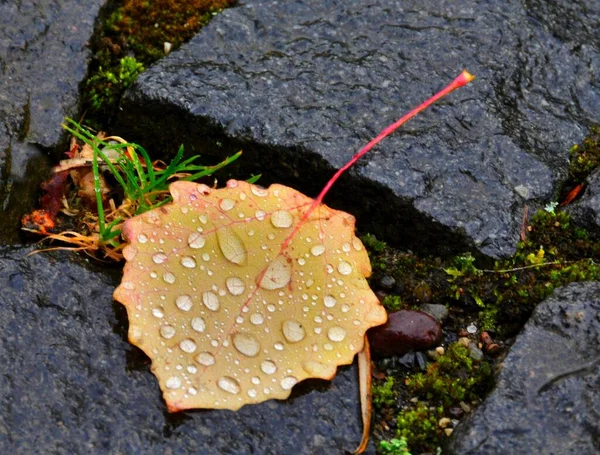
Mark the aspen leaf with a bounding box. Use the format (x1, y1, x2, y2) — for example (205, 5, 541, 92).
(114, 179, 387, 411)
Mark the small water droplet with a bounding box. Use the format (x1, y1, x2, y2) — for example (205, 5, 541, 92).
(187, 232, 206, 249)
(143, 211, 161, 225)
(166, 377, 182, 389)
(217, 227, 248, 265)
(232, 333, 261, 357)
(267, 304, 276, 312)
(152, 252, 168, 264)
(250, 313, 264, 325)
(138, 234, 149, 244)
(179, 338, 197, 353)
(218, 377, 241, 395)
(310, 245, 325, 256)
(251, 376, 261, 385)
(187, 365, 198, 374)
(129, 325, 143, 342)
(302, 360, 336, 378)
(175, 294, 193, 312)
(122, 281, 135, 290)
(202, 252, 210, 261)
(163, 272, 176, 284)
(199, 214, 208, 224)
(259, 255, 292, 290)
(160, 325, 176, 339)
(282, 320, 306, 343)
(324, 343, 333, 351)
(353, 238, 363, 250)
(274, 342, 284, 351)
(226, 276, 246, 296)
(219, 198, 236, 211)
(280, 376, 297, 390)
(342, 242, 351, 253)
(181, 256, 197, 268)
(188, 387, 198, 395)
(261, 360, 277, 375)
(152, 308, 164, 318)
(270, 210, 293, 228)
(196, 352, 215, 366)
(191, 317, 206, 332)
(247, 388, 257, 398)
(327, 326, 347, 342)
(341, 304, 350, 313)
(323, 295, 337, 308)
(202, 291, 220, 311)
(255, 210, 266, 221)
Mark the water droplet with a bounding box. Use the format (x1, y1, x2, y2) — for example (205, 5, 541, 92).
(179, 338, 197, 353)
(251, 186, 268, 197)
(199, 214, 208, 224)
(260, 360, 277, 375)
(247, 389, 258, 398)
(187, 232, 206, 249)
(137, 234, 148, 243)
(129, 325, 143, 342)
(181, 256, 197, 268)
(259, 255, 292, 290)
(218, 377, 241, 395)
(324, 343, 333, 351)
(302, 360, 336, 378)
(226, 276, 246, 296)
(143, 211, 161, 225)
(152, 308, 164, 318)
(250, 313, 264, 325)
(255, 210, 266, 221)
(282, 320, 306, 343)
(188, 387, 198, 395)
(337, 261, 352, 275)
(251, 376, 261, 385)
(191, 317, 206, 332)
(202, 291, 220, 311)
(327, 326, 347, 342)
(219, 198, 236, 211)
(163, 272, 176, 284)
(152, 252, 168, 264)
(217, 227, 247, 265)
(353, 238, 363, 250)
(274, 342, 284, 351)
(342, 242, 351, 253)
(297, 258, 306, 266)
(267, 304, 276, 313)
(175, 294, 193, 312)
(341, 304, 350, 313)
(187, 365, 198, 374)
(122, 280, 135, 290)
(270, 210, 293, 228)
(202, 252, 210, 261)
(324, 295, 337, 308)
(166, 377, 182, 389)
(160, 325, 176, 339)
(311, 245, 326, 256)
(232, 333, 261, 357)
(196, 352, 215, 366)
(280, 376, 298, 390)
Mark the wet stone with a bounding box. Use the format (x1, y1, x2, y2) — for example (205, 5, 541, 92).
(118, 0, 599, 258)
(0, 246, 372, 453)
(449, 282, 600, 454)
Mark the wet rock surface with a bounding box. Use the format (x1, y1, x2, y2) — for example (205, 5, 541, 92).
(448, 282, 600, 454)
(0, 246, 370, 454)
(567, 169, 600, 237)
(117, 0, 600, 258)
(368, 310, 442, 357)
(0, 0, 104, 244)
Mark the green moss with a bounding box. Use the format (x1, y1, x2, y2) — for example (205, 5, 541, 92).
(84, 0, 235, 126)
(380, 437, 411, 455)
(567, 126, 600, 183)
(381, 295, 403, 312)
(396, 343, 492, 452)
(373, 376, 396, 409)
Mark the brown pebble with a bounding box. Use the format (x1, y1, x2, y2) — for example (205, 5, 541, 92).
(458, 328, 469, 337)
(413, 281, 432, 303)
(368, 310, 443, 356)
(444, 428, 454, 437)
(438, 417, 451, 428)
(458, 337, 471, 347)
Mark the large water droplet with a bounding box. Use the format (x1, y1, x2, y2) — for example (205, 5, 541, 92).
(232, 333, 261, 357)
(179, 338, 197, 353)
(218, 377, 241, 395)
(337, 261, 352, 275)
(251, 186, 268, 197)
(152, 308, 164, 318)
(270, 210, 293, 228)
(323, 295, 337, 308)
(181, 256, 197, 268)
(310, 245, 325, 256)
(152, 252, 168, 264)
(160, 325, 176, 339)
(327, 326, 347, 342)
(219, 198, 236, 211)
(166, 376, 182, 389)
(302, 360, 336, 378)
(202, 291, 220, 311)
(195, 352, 215, 366)
(260, 360, 277, 375)
(137, 233, 148, 243)
(187, 232, 206, 249)
(282, 319, 306, 343)
(280, 376, 298, 391)
(217, 227, 248, 265)
(226, 276, 246, 296)
(163, 272, 176, 284)
(191, 317, 206, 332)
(259, 255, 292, 290)
(175, 295, 193, 312)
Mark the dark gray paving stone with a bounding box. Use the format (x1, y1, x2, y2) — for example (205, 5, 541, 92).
(0, 246, 371, 454)
(117, 0, 600, 258)
(567, 169, 600, 238)
(447, 282, 600, 454)
(0, 0, 105, 244)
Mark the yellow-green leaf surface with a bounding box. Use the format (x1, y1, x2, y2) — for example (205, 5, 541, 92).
(114, 180, 387, 411)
